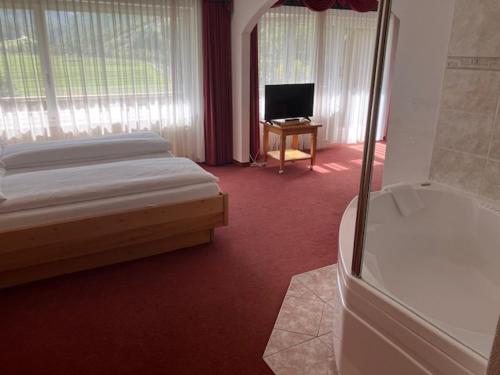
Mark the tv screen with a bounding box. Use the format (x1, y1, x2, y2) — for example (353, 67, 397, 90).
(265, 83, 314, 121)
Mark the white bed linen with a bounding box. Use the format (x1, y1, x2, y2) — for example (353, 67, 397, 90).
(1, 132, 172, 170)
(0, 182, 220, 233)
(6, 152, 173, 175)
(0, 168, 5, 202)
(0, 157, 218, 213)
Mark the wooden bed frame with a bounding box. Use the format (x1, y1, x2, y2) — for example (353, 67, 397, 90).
(0, 193, 228, 289)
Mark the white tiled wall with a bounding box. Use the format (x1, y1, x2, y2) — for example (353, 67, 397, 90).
(430, 0, 500, 202)
(382, 0, 455, 186)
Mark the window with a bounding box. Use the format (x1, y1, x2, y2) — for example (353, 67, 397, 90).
(258, 5, 318, 119)
(0, 0, 204, 160)
(258, 6, 385, 145)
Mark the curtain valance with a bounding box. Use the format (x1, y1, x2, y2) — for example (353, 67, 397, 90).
(274, 0, 378, 12)
(302, 0, 337, 11)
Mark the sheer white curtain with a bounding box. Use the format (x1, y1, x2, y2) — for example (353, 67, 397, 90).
(0, 1, 49, 142)
(0, 0, 204, 161)
(258, 6, 318, 149)
(258, 6, 318, 117)
(317, 9, 378, 144)
(258, 6, 380, 146)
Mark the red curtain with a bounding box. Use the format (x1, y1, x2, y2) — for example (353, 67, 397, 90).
(274, 0, 378, 12)
(302, 0, 336, 11)
(344, 0, 378, 12)
(203, 0, 233, 165)
(272, 0, 288, 7)
(250, 26, 260, 160)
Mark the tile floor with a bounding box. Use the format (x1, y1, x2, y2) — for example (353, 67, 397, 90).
(263, 265, 339, 374)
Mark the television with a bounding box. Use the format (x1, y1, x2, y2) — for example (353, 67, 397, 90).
(264, 83, 314, 122)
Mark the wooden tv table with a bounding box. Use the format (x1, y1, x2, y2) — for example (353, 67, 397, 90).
(261, 121, 322, 174)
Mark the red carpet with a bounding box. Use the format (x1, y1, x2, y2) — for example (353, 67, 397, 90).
(0, 144, 384, 375)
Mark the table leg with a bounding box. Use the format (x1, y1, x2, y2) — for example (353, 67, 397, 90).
(310, 130, 317, 171)
(279, 134, 286, 174)
(263, 126, 269, 162)
(291, 135, 299, 150)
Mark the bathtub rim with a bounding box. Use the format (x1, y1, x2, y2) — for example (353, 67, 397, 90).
(337, 185, 489, 374)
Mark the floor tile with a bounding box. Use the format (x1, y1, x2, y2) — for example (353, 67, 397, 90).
(293, 265, 337, 301)
(264, 265, 339, 374)
(318, 303, 334, 336)
(264, 338, 336, 375)
(318, 332, 334, 352)
(274, 296, 325, 336)
(264, 329, 315, 358)
(286, 278, 320, 300)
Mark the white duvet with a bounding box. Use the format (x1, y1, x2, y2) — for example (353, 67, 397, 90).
(0, 158, 218, 214)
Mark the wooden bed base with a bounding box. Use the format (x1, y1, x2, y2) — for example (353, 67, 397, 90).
(0, 193, 228, 289)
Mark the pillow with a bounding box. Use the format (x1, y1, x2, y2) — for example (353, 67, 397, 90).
(1, 132, 172, 170)
(0, 168, 5, 202)
(0, 143, 5, 201)
(0, 141, 5, 170)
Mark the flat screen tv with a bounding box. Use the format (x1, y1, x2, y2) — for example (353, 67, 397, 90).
(265, 83, 314, 121)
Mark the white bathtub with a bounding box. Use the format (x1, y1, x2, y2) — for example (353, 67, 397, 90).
(334, 183, 499, 375)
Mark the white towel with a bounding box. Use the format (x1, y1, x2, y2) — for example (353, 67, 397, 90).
(385, 183, 424, 217)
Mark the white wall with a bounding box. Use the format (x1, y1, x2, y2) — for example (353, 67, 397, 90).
(231, 0, 275, 163)
(382, 0, 455, 186)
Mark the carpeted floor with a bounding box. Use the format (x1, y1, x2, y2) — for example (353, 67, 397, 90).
(0, 144, 384, 375)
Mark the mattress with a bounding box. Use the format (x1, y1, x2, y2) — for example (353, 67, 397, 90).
(0, 182, 220, 233)
(0, 157, 218, 214)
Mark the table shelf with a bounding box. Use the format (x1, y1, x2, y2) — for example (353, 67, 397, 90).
(267, 149, 311, 162)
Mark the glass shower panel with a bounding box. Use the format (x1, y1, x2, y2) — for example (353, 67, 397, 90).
(359, 0, 500, 360)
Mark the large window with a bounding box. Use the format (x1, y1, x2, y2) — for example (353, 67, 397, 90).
(0, 0, 204, 160)
(258, 6, 386, 145)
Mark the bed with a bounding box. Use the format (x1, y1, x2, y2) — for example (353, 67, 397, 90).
(0, 133, 228, 288)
